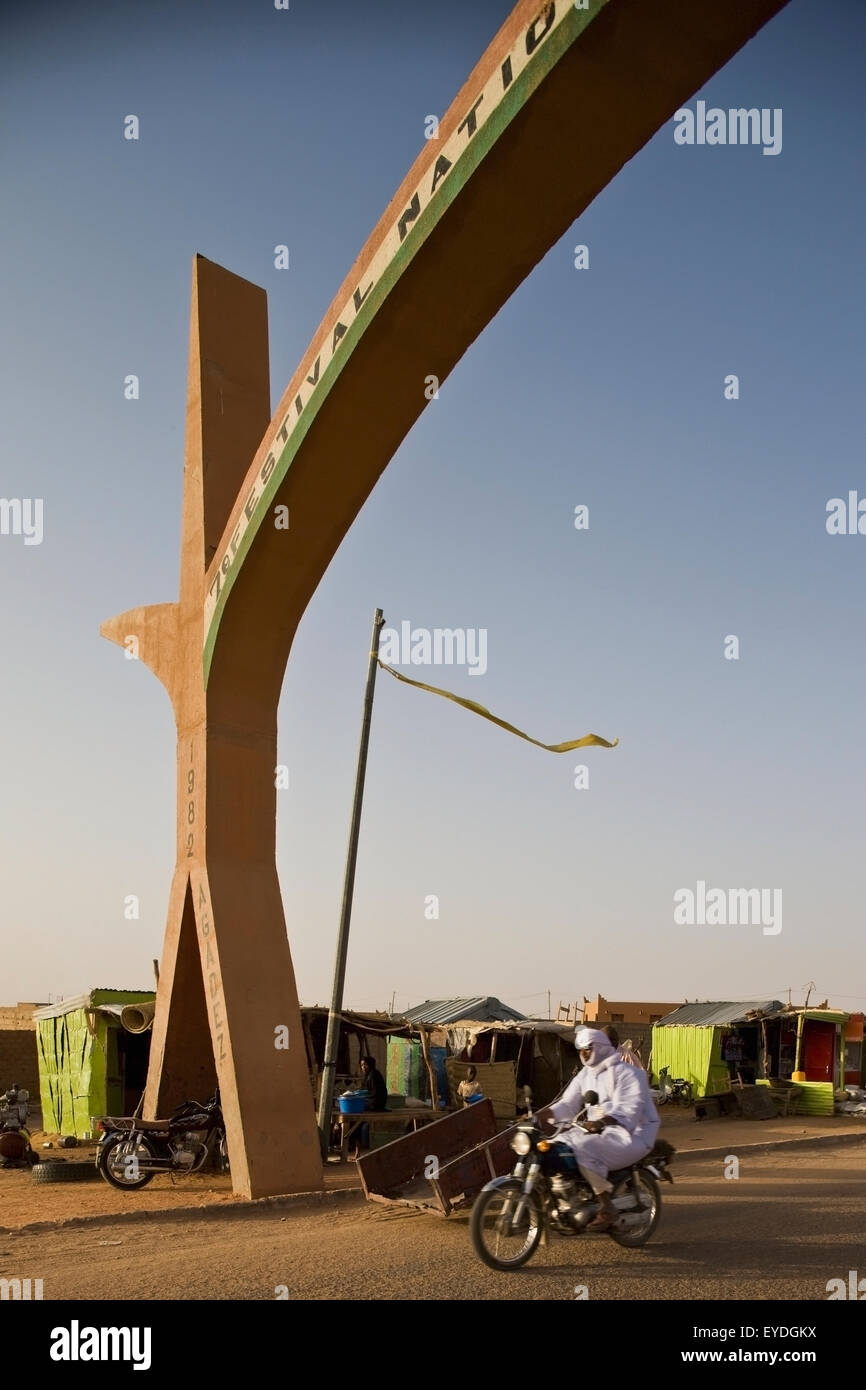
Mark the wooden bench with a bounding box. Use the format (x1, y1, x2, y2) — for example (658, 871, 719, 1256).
(335, 1109, 438, 1162)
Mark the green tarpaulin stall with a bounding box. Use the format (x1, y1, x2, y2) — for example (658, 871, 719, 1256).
(34, 989, 154, 1137)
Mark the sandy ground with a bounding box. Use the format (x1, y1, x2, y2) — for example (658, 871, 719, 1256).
(2, 1112, 864, 1231)
(3, 1138, 865, 1301)
(657, 1105, 866, 1154)
(0, 1133, 359, 1230)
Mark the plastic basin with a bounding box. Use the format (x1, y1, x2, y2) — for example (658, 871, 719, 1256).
(338, 1093, 369, 1115)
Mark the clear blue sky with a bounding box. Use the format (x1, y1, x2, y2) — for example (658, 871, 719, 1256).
(2, 0, 864, 1016)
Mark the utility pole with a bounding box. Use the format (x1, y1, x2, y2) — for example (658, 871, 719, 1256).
(316, 608, 385, 1156)
(547, 990, 551, 1021)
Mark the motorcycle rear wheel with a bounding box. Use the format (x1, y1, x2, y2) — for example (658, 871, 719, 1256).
(470, 1181, 545, 1271)
(96, 1134, 157, 1190)
(608, 1169, 660, 1248)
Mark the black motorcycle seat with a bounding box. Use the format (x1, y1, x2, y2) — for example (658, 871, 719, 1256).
(610, 1141, 676, 1185)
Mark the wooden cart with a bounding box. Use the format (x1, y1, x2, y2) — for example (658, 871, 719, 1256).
(356, 1100, 518, 1215)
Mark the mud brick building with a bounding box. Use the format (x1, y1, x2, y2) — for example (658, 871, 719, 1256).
(0, 1003, 45, 1095)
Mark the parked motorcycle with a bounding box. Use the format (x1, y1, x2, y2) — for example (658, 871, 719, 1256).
(0, 1084, 39, 1168)
(470, 1105, 674, 1271)
(95, 1089, 228, 1190)
(656, 1067, 693, 1106)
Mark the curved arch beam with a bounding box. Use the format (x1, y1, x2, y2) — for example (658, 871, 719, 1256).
(204, 0, 788, 697)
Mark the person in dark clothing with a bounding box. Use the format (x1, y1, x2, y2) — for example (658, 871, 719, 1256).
(350, 1055, 387, 1158)
(360, 1055, 387, 1110)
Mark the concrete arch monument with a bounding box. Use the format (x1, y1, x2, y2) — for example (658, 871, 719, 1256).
(102, 0, 789, 1197)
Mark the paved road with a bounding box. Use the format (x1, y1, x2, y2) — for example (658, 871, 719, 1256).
(3, 1142, 864, 1301)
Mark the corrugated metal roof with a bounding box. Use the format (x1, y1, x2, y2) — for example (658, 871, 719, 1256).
(655, 1000, 784, 1028)
(465, 1018, 573, 1036)
(403, 997, 526, 1025)
(33, 989, 154, 1021)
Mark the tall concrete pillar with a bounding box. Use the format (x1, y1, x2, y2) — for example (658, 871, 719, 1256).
(102, 256, 323, 1198)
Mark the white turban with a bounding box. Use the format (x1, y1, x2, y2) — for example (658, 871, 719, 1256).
(574, 1027, 617, 1067)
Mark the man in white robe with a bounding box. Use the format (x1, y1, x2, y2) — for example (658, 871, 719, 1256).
(544, 1026, 660, 1229)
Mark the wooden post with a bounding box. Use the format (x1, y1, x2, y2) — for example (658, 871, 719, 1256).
(301, 1012, 318, 1100)
(418, 1026, 439, 1112)
(515, 1030, 528, 1104)
(792, 1011, 806, 1081)
(316, 609, 385, 1152)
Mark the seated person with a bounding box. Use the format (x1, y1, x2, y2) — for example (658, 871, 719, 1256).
(360, 1054, 387, 1110)
(457, 1065, 483, 1106)
(350, 1055, 388, 1157)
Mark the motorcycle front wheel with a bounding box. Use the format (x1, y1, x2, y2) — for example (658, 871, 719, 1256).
(470, 1181, 545, 1271)
(96, 1134, 157, 1190)
(608, 1169, 660, 1248)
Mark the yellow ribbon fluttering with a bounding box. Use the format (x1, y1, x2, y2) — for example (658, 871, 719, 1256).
(376, 661, 618, 753)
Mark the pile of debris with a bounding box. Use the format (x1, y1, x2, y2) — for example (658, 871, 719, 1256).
(835, 1085, 866, 1115)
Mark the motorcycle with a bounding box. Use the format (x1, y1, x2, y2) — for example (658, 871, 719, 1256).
(0, 1084, 39, 1168)
(655, 1067, 693, 1106)
(470, 1103, 674, 1271)
(95, 1089, 228, 1190)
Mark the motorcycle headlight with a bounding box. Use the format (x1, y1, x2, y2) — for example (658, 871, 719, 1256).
(510, 1131, 532, 1156)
